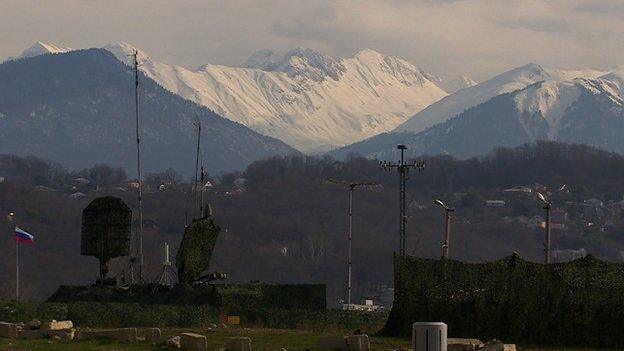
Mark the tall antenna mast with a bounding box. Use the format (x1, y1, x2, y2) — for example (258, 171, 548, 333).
(133, 50, 144, 282)
(193, 119, 201, 220)
(327, 179, 379, 310)
(380, 145, 425, 256)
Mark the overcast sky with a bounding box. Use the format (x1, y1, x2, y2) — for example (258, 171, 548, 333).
(2, 0, 624, 81)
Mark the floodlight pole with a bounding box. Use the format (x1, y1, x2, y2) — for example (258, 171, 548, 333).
(8, 212, 17, 301)
(537, 192, 552, 264)
(544, 202, 552, 264)
(327, 179, 379, 310)
(380, 145, 425, 256)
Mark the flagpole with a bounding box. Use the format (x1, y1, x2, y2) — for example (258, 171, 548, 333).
(15, 233, 19, 302)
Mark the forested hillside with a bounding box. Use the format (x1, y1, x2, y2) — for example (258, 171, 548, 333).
(1, 141, 624, 306)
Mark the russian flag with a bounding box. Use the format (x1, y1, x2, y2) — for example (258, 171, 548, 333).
(15, 227, 35, 244)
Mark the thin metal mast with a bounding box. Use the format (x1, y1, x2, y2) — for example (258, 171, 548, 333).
(380, 145, 425, 256)
(327, 179, 379, 309)
(193, 120, 201, 219)
(133, 50, 144, 282)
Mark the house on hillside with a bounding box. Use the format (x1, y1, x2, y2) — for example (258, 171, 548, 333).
(68, 192, 86, 199)
(552, 249, 586, 262)
(503, 186, 532, 195)
(584, 198, 604, 208)
(485, 200, 506, 207)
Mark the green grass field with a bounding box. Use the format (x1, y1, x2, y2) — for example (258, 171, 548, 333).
(0, 328, 615, 351)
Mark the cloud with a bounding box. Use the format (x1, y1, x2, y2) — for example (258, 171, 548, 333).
(1, 0, 624, 80)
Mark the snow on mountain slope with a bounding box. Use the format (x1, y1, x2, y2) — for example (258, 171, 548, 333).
(426, 74, 478, 94)
(514, 81, 581, 139)
(394, 63, 557, 133)
(103, 43, 448, 152)
(332, 76, 624, 161)
(6, 42, 73, 61)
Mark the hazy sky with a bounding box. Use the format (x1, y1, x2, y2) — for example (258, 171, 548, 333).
(2, 0, 624, 81)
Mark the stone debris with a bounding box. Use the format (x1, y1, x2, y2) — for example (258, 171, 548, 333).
(503, 345, 516, 351)
(347, 334, 370, 351)
(448, 338, 484, 351)
(165, 335, 182, 349)
(41, 320, 74, 331)
(476, 339, 504, 351)
(24, 319, 42, 330)
(145, 327, 162, 343)
(180, 332, 208, 350)
(317, 336, 348, 351)
(0, 322, 21, 338)
(75, 327, 138, 342)
(226, 336, 252, 351)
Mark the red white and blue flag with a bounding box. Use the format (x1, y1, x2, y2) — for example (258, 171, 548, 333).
(15, 227, 35, 244)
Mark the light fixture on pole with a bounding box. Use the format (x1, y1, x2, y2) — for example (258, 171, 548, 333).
(537, 192, 552, 264)
(380, 145, 425, 256)
(434, 200, 454, 259)
(327, 179, 379, 310)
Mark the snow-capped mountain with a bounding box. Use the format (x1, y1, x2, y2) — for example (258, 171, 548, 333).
(331, 66, 624, 160)
(394, 63, 609, 134)
(10, 41, 72, 60)
(425, 74, 477, 94)
(0, 48, 296, 175)
(98, 43, 449, 152)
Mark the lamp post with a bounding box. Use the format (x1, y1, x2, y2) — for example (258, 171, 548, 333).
(327, 179, 379, 310)
(7, 211, 17, 300)
(537, 192, 552, 264)
(434, 200, 454, 259)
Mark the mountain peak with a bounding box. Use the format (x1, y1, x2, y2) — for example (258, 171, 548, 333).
(18, 42, 72, 59)
(102, 42, 150, 65)
(242, 49, 281, 70)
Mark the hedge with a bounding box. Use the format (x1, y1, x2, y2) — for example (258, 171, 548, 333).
(0, 301, 386, 332)
(383, 253, 624, 348)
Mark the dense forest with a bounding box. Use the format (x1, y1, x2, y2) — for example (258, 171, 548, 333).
(1, 141, 624, 306)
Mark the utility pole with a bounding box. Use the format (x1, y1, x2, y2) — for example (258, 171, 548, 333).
(434, 200, 454, 259)
(327, 179, 379, 310)
(537, 192, 552, 264)
(380, 145, 425, 256)
(132, 50, 144, 283)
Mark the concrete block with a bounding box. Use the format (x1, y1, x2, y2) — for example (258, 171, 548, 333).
(46, 328, 75, 341)
(180, 332, 207, 350)
(347, 335, 370, 351)
(448, 338, 484, 351)
(226, 336, 252, 351)
(75, 328, 137, 342)
(317, 336, 348, 351)
(477, 340, 504, 351)
(41, 320, 73, 331)
(0, 322, 21, 338)
(145, 327, 162, 343)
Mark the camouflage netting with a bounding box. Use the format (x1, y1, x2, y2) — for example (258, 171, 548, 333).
(383, 253, 624, 348)
(176, 217, 220, 284)
(81, 196, 132, 259)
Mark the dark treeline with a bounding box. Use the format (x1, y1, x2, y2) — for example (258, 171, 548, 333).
(1, 141, 624, 306)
